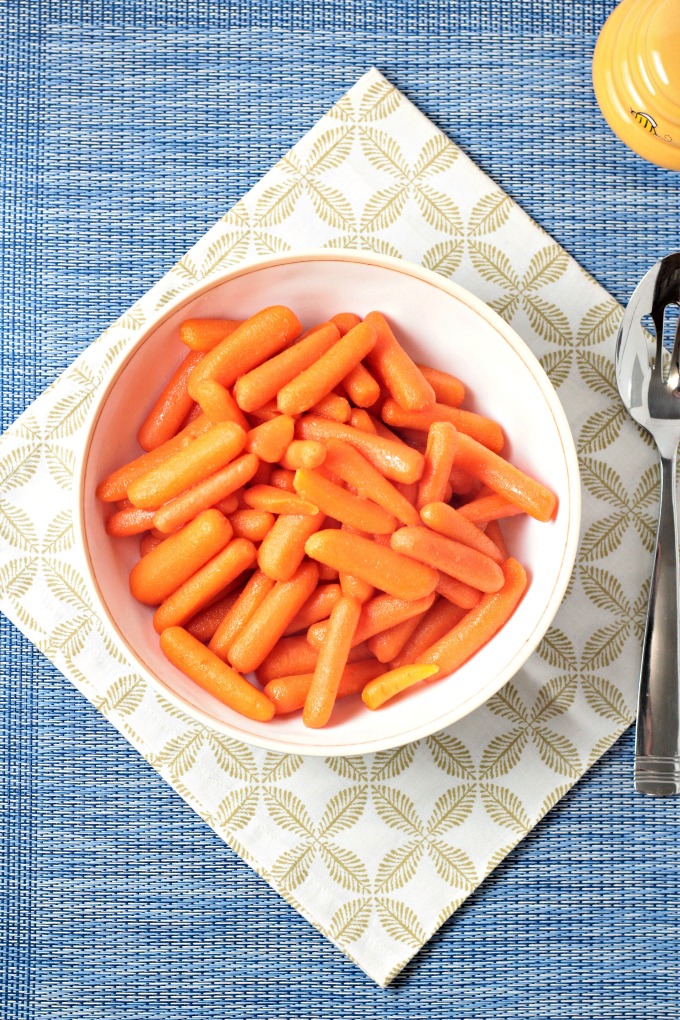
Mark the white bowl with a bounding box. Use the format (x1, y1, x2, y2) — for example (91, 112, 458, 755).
(78, 250, 580, 757)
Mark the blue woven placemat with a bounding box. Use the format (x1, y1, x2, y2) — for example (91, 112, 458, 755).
(2, 2, 679, 1017)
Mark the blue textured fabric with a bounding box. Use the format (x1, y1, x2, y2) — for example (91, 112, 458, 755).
(2, 2, 680, 1017)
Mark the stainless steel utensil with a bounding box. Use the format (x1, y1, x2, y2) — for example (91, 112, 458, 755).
(616, 252, 680, 796)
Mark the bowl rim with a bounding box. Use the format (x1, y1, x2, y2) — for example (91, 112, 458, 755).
(76, 248, 581, 757)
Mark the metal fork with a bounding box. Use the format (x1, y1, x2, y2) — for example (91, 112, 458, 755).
(615, 252, 680, 796)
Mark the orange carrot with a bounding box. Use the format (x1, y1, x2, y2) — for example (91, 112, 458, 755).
(296, 415, 424, 485)
(349, 408, 378, 433)
(362, 663, 439, 709)
(454, 434, 556, 521)
(418, 558, 528, 674)
(322, 439, 420, 527)
(192, 379, 250, 430)
(270, 469, 296, 492)
(179, 318, 241, 352)
(245, 415, 295, 463)
(340, 571, 375, 603)
(160, 627, 274, 721)
(293, 468, 397, 534)
(363, 312, 436, 411)
(436, 573, 482, 610)
(265, 659, 383, 715)
(311, 392, 351, 422)
(416, 364, 465, 407)
(185, 590, 242, 642)
(382, 400, 505, 454)
(152, 452, 259, 533)
(138, 351, 204, 451)
(257, 511, 325, 582)
(233, 322, 339, 412)
(417, 421, 458, 509)
(303, 596, 362, 727)
(181, 402, 204, 427)
(318, 564, 340, 582)
(228, 509, 275, 542)
(307, 592, 436, 650)
(250, 461, 272, 487)
(209, 570, 276, 660)
(420, 501, 503, 563)
(391, 597, 467, 668)
(242, 484, 318, 516)
(368, 611, 425, 663)
(391, 526, 504, 593)
(96, 414, 212, 502)
(228, 561, 319, 673)
(280, 440, 326, 470)
(139, 532, 165, 557)
(458, 492, 526, 525)
(343, 364, 381, 408)
(106, 506, 155, 537)
(484, 519, 509, 560)
(277, 322, 377, 416)
(305, 529, 438, 601)
(213, 494, 240, 516)
(188, 306, 301, 399)
(256, 635, 371, 684)
(247, 401, 282, 422)
(283, 583, 342, 635)
(450, 467, 477, 495)
(330, 312, 361, 335)
(129, 509, 233, 605)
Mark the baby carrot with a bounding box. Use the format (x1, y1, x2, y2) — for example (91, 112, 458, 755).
(185, 589, 242, 642)
(160, 627, 274, 722)
(242, 484, 318, 516)
(418, 558, 528, 674)
(152, 452, 259, 533)
(96, 414, 211, 502)
(128, 422, 246, 510)
(138, 350, 204, 451)
(233, 322, 339, 412)
(368, 611, 424, 664)
(257, 511, 325, 581)
(311, 392, 351, 422)
(420, 501, 503, 563)
(363, 312, 436, 411)
(391, 597, 467, 669)
(349, 408, 378, 432)
(129, 508, 233, 605)
(322, 439, 420, 527)
(457, 492, 526, 525)
(245, 415, 295, 463)
(450, 467, 477, 495)
(228, 561, 319, 673)
(293, 468, 398, 534)
(416, 364, 465, 407)
(303, 596, 361, 727)
(330, 312, 361, 335)
(340, 571, 375, 603)
(307, 592, 436, 650)
(318, 564, 340, 582)
(296, 415, 424, 484)
(139, 532, 165, 557)
(454, 433, 557, 522)
(265, 659, 383, 715)
(192, 379, 250, 430)
(417, 421, 458, 509)
(179, 318, 241, 352)
(362, 663, 439, 710)
(277, 322, 377, 416)
(256, 636, 371, 684)
(283, 583, 342, 635)
(280, 440, 326, 470)
(247, 401, 282, 422)
(381, 400, 505, 454)
(343, 364, 381, 408)
(188, 305, 301, 399)
(391, 526, 504, 593)
(209, 570, 276, 660)
(228, 509, 275, 542)
(153, 537, 257, 633)
(484, 519, 509, 560)
(213, 494, 239, 516)
(436, 573, 482, 610)
(305, 529, 438, 601)
(270, 469, 296, 491)
(106, 506, 155, 537)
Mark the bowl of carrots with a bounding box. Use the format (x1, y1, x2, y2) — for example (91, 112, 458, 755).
(79, 250, 580, 756)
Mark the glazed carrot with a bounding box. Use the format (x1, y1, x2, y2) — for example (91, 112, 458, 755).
(247, 401, 282, 422)
(96, 414, 211, 502)
(416, 364, 465, 407)
(228, 509, 275, 542)
(128, 422, 247, 510)
(311, 392, 351, 422)
(307, 592, 436, 650)
(182, 402, 204, 427)
(450, 467, 477, 496)
(256, 635, 371, 684)
(250, 461, 272, 487)
(213, 494, 239, 516)
(185, 590, 241, 642)
(363, 312, 436, 411)
(138, 350, 204, 451)
(153, 537, 257, 632)
(233, 322, 339, 412)
(280, 440, 326, 471)
(303, 596, 362, 727)
(188, 305, 301, 399)
(417, 422, 458, 509)
(209, 570, 276, 660)
(436, 573, 482, 610)
(418, 558, 528, 674)
(228, 561, 319, 673)
(277, 322, 377, 416)
(322, 439, 420, 527)
(362, 663, 439, 710)
(293, 468, 398, 534)
(330, 312, 361, 335)
(367, 413, 406, 444)
(105, 506, 155, 537)
(392, 526, 504, 592)
(454, 434, 556, 521)
(160, 627, 274, 722)
(398, 480, 419, 506)
(242, 485, 318, 516)
(245, 415, 295, 463)
(296, 415, 424, 484)
(152, 452, 259, 533)
(391, 597, 467, 669)
(305, 529, 438, 601)
(139, 532, 165, 557)
(340, 571, 375, 603)
(179, 318, 241, 353)
(318, 564, 340, 582)
(129, 508, 233, 605)
(458, 492, 526, 525)
(257, 511, 325, 582)
(343, 364, 381, 408)
(368, 611, 424, 664)
(270, 469, 296, 491)
(382, 400, 505, 454)
(349, 408, 378, 433)
(420, 501, 503, 563)
(283, 583, 342, 635)
(485, 519, 509, 560)
(192, 379, 250, 430)
(265, 659, 383, 715)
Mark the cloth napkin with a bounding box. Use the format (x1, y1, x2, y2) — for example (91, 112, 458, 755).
(0, 68, 653, 986)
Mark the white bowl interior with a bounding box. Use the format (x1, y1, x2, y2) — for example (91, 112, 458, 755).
(81, 255, 578, 755)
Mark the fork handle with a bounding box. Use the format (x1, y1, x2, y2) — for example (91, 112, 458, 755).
(635, 449, 680, 795)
